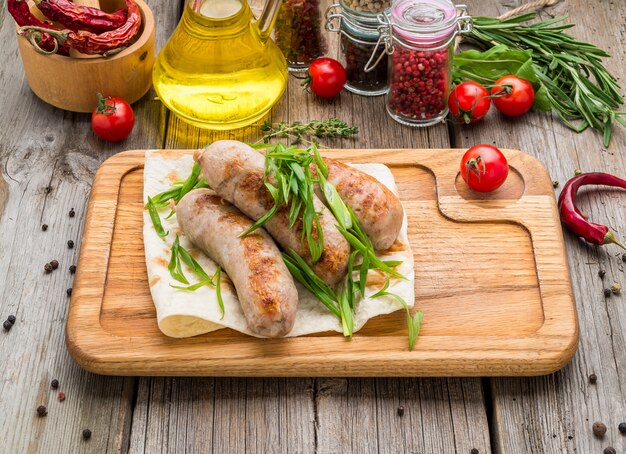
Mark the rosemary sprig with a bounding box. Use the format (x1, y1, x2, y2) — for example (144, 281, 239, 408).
(466, 13, 625, 146)
(258, 118, 358, 145)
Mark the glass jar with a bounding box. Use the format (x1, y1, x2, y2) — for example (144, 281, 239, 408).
(326, 1, 389, 96)
(376, 0, 471, 126)
(275, 0, 328, 71)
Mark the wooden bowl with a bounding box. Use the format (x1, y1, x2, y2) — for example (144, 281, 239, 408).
(15, 0, 155, 112)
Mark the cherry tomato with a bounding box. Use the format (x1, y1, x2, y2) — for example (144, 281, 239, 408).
(91, 93, 135, 142)
(460, 144, 509, 193)
(491, 75, 535, 117)
(448, 81, 491, 124)
(304, 58, 347, 99)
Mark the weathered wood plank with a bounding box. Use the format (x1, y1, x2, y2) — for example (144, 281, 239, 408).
(0, 168, 7, 219)
(0, 0, 180, 452)
(459, 1, 626, 453)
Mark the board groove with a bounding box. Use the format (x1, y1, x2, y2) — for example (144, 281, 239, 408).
(67, 148, 578, 376)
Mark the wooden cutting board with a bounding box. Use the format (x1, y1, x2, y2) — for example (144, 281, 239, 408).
(67, 148, 578, 376)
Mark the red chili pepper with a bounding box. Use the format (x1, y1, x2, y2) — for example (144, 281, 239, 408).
(18, 0, 140, 56)
(8, 0, 68, 55)
(558, 172, 626, 249)
(36, 0, 127, 33)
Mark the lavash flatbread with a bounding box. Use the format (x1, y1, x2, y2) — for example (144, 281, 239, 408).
(143, 150, 414, 338)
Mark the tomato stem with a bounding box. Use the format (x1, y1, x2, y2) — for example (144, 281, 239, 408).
(96, 92, 117, 116)
(465, 155, 486, 180)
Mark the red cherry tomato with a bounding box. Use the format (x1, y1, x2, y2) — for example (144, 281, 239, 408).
(448, 81, 491, 124)
(460, 144, 509, 193)
(91, 93, 135, 142)
(491, 75, 535, 116)
(305, 58, 347, 99)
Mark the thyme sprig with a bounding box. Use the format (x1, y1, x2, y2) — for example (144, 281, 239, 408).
(466, 13, 625, 146)
(258, 118, 358, 145)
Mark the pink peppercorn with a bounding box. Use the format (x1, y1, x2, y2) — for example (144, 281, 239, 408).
(386, 47, 451, 123)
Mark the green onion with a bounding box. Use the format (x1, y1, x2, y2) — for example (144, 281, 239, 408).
(175, 163, 202, 203)
(170, 241, 225, 318)
(215, 266, 224, 319)
(171, 280, 214, 292)
(168, 236, 189, 284)
(339, 282, 354, 338)
(178, 245, 212, 282)
(147, 196, 169, 239)
(372, 276, 422, 351)
(282, 251, 340, 318)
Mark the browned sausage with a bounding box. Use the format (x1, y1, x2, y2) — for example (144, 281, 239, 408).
(195, 140, 350, 286)
(314, 158, 404, 251)
(177, 188, 298, 338)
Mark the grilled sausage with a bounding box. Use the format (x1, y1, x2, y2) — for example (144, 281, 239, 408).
(177, 188, 298, 338)
(314, 158, 404, 251)
(195, 140, 350, 286)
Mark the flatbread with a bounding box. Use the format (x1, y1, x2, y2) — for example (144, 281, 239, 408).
(143, 150, 415, 338)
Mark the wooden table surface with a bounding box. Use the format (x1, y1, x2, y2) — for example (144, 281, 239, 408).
(1, 0, 625, 452)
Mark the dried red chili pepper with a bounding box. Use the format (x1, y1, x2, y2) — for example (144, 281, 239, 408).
(36, 0, 127, 33)
(18, 0, 141, 56)
(558, 172, 626, 249)
(8, 0, 68, 55)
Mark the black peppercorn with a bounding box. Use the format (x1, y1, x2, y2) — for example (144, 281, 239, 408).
(589, 373, 597, 384)
(69, 208, 75, 218)
(67, 288, 73, 297)
(67, 240, 74, 249)
(42, 224, 48, 231)
(622, 253, 626, 263)
(7, 315, 15, 324)
(37, 405, 47, 417)
(397, 406, 404, 416)
(599, 269, 606, 279)
(618, 422, 626, 434)
(593, 421, 607, 438)
(69, 265, 76, 274)
(82, 429, 92, 440)
(51, 379, 59, 389)
(3, 320, 12, 331)
(50, 260, 59, 270)
(471, 449, 479, 454)
(44, 263, 53, 273)
(604, 447, 616, 454)
(604, 288, 612, 297)
(552, 181, 559, 188)
(44, 185, 52, 194)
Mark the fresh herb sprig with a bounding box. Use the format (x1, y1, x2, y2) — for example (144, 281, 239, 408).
(278, 145, 419, 350)
(464, 13, 625, 146)
(147, 163, 207, 210)
(168, 235, 225, 319)
(259, 118, 358, 145)
(241, 143, 325, 263)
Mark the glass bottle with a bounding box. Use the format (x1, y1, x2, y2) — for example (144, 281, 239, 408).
(152, 0, 287, 130)
(376, 0, 471, 126)
(274, 0, 328, 71)
(326, 0, 389, 96)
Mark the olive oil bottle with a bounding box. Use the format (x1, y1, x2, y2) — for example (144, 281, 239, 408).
(153, 0, 287, 130)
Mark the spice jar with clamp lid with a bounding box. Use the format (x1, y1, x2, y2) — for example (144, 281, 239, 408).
(275, 0, 328, 71)
(326, 0, 389, 96)
(374, 0, 472, 126)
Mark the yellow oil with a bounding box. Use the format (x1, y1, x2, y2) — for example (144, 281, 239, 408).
(153, 0, 288, 130)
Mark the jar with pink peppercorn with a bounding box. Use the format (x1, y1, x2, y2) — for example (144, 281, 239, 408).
(376, 0, 471, 126)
